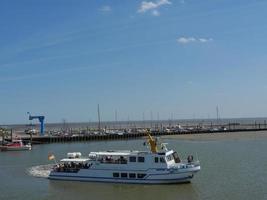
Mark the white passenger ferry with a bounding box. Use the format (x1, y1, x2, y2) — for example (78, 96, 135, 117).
(48, 133, 200, 184)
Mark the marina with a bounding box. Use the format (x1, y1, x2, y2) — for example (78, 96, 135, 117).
(2, 118, 267, 144)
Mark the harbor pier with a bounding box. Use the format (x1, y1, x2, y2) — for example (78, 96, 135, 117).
(1, 120, 267, 144)
(21, 127, 267, 144)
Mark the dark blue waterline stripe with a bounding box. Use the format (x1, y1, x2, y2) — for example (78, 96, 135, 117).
(49, 174, 192, 182)
(49, 178, 191, 185)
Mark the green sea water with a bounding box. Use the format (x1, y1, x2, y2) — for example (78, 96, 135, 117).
(0, 135, 266, 200)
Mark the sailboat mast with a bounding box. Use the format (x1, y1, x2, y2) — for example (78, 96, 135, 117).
(98, 104, 101, 132)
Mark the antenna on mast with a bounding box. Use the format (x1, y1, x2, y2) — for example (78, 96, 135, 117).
(216, 105, 220, 125)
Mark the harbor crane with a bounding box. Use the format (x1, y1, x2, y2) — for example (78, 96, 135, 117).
(27, 112, 45, 135)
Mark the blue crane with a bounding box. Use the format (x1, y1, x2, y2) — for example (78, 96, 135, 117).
(27, 112, 45, 135)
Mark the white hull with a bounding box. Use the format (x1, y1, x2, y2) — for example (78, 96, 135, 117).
(49, 166, 200, 184)
(0, 145, 31, 151)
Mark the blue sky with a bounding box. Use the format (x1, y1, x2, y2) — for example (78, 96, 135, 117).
(1, 0, 267, 124)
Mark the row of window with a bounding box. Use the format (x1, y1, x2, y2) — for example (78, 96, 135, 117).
(154, 157, 166, 163)
(113, 172, 146, 179)
(129, 156, 167, 163)
(129, 156, 145, 163)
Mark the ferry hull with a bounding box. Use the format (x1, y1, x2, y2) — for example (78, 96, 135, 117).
(48, 166, 200, 184)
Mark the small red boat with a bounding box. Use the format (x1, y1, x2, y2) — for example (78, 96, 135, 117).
(0, 139, 31, 151)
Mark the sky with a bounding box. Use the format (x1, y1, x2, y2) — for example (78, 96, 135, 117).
(1, 0, 267, 124)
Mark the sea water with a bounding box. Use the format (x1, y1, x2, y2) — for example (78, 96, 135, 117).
(0, 135, 266, 200)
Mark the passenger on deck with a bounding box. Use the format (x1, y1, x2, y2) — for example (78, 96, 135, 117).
(187, 155, 193, 163)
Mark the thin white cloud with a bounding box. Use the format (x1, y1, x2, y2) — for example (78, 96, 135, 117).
(99, 5, 111, 12)
(199, 38, 213, 43)
(177, 37, 196, 44)
(0, 62, 123, 82)
(138, 0, 171, 16)
(177, 37, 213, 44)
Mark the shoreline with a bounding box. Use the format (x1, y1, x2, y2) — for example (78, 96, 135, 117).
(1, 130, 266, 144)
(161, 130, 267, 141)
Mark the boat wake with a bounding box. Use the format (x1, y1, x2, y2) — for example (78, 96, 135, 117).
(27, 164, 54, 178)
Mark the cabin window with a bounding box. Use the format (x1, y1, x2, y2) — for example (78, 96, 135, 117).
(113, 173, 119, 178)
(118, 156, 127, 164)
(129, 173, 136, 178)
(129, 156, 136, 162)
(172, 152, 181, 163)
(154, 157, 159, 163)
(137, 173, 146, 179)
(121, 173, 128, 178)
(166, 155, 173, 161)
(138, 157, 145, 163)
(160, 157, 165, 163)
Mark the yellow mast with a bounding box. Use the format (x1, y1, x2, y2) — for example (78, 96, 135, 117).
(146, 130, 158, 153)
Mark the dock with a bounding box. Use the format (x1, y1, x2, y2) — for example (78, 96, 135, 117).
(2, 120, 267, 144)
(20, 127, 267, 144)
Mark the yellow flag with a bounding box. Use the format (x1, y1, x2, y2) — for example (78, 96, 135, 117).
(48, 154, 55, 160)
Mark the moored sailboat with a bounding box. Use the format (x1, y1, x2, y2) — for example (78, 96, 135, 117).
(0, 139, 31, 151)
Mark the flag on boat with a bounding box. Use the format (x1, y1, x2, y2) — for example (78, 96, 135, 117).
(48, 153, 55, 160)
